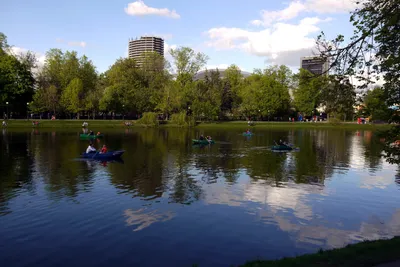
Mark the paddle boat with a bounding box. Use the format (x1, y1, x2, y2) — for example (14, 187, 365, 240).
(271, 145, 293, 151)
(242, 132, 253, 136)
(81, 150, 125, 160)
(80, 133, 104, 139)
(192, 139, 215, 145)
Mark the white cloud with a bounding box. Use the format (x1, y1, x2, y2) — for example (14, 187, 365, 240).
(124, 1, 180, 19)
(56, 38, 87, 48)
(164, 42, 177, 55)
(9, 46, 46, 69)
(305, 0, 361, 14)
(252, 0, 360, 27)
(67, 41, 87, 48)
(251, 1, 306, 27)
(205, 0, 363, 68)
(206, 17, 330, 66)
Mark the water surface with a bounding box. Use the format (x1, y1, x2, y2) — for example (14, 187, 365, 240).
(1, 128, 399, 267)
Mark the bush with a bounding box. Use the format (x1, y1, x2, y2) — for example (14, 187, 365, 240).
(137, 112, 159, 127)
(170, 112, 195, 127)
(329, 117, 342, 125)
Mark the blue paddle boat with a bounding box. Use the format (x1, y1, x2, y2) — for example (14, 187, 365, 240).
(81, 150, 125, 160)
(242, 132, 253, 136)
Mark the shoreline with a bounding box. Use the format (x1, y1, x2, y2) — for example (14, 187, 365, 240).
(239, 237, 400, 267)
(1, 119, 392, 130)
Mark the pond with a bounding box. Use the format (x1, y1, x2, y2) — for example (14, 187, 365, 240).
(1, 128, 399, 267)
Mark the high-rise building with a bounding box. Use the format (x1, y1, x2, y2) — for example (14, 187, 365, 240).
(128, 36, 164, 67)
(300, 56, 329, 75)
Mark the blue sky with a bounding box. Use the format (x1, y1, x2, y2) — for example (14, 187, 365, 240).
(1, 0, 358, 73)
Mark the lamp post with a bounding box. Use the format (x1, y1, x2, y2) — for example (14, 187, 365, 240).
(27, 102, 30, 120)
(122, 104, 125, 120)
(5, 102, 8, 119)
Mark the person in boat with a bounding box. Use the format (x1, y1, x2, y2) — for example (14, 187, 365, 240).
(100, 144, 108, 154)
(97, 131, 101, 136)
(207, 136, 212, 141)
(86, 143, 97, 154)
(278, 139, 286, 146)
(246, 129, 251, 134)
(199, 135, 205, 140)
(89, 130, 94, 136)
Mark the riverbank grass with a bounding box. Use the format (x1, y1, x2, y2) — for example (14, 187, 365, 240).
(1, 119, 392, 130)
(241, 237, 400, 267)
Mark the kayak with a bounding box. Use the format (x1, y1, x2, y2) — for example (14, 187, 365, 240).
(192, 139, 215, 145)
(272, 145, 293, 151)
(242, 132, 253, 136)
(81, 150, 125, 160)
(80, 134, 104, 139)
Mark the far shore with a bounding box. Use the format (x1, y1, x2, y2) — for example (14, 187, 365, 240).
(1, 119, 392, 130)
(238, 237, 400, 267)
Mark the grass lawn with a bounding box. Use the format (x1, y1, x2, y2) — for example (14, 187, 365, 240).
(1, 119, 392, 130)
(240, 237, 400, 267)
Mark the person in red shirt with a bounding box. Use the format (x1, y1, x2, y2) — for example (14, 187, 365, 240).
(100, 145, 108, 154)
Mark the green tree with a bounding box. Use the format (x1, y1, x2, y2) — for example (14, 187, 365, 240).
(293, 69, 326, 116)
(363, 87, 393, 121)
(322, 75, 356, 121)
(61, 78, 84, 118)
(0, 33, 35, 107)
(222, 65, 243, 116)
(240, 67, 291, 119)
(103, 58, 148, 114)
(169, 46, 208, 86)
(317, 0, 399, 108)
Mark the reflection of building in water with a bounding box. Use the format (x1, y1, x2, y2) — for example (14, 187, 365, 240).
(124, 208, 175, 231)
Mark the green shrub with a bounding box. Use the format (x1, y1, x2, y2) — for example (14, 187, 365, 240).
(137, 112, 159, 127)
(170, 112, 195, 127)
(329, 117, 342, 125)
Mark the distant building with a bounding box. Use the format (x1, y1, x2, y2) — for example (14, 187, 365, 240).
(128, 36, 164, 67)
(300, 56, 329, 75)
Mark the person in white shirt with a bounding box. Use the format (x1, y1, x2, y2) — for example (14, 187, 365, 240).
(86, 143, 97, 154)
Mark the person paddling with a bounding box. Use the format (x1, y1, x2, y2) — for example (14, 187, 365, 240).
(86, 143, 97, 154)
(246, 129, 251, 134)
(199, 135, 205, 140)
(89, 130, 94, 136)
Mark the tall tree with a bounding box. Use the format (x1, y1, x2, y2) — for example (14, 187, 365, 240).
(317, 0, 400, 107)
(322, 75, 356, 121)
(293, 69, 327, 116)
(61, 78, 84, 118)
(0, 33, 35, 107)
(363, 87, 393, 121)
(169, 46, 208, 86)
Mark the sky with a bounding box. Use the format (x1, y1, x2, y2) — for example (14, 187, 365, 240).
(0, 0, 360, 73)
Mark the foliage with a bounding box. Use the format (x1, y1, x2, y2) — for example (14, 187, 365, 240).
(328, 118, 342, 125)
(0, 33, 35, 106)
(240, 66, 291, 118)
(317, 0, 400, 112)
(293, 69, 326, 116)
(363, 87, 393, 121)
(170, 111, 195, 127)
(136, 112, 159, 127)
(61, 78, 84, 117)
(322, 75, 356, 120)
